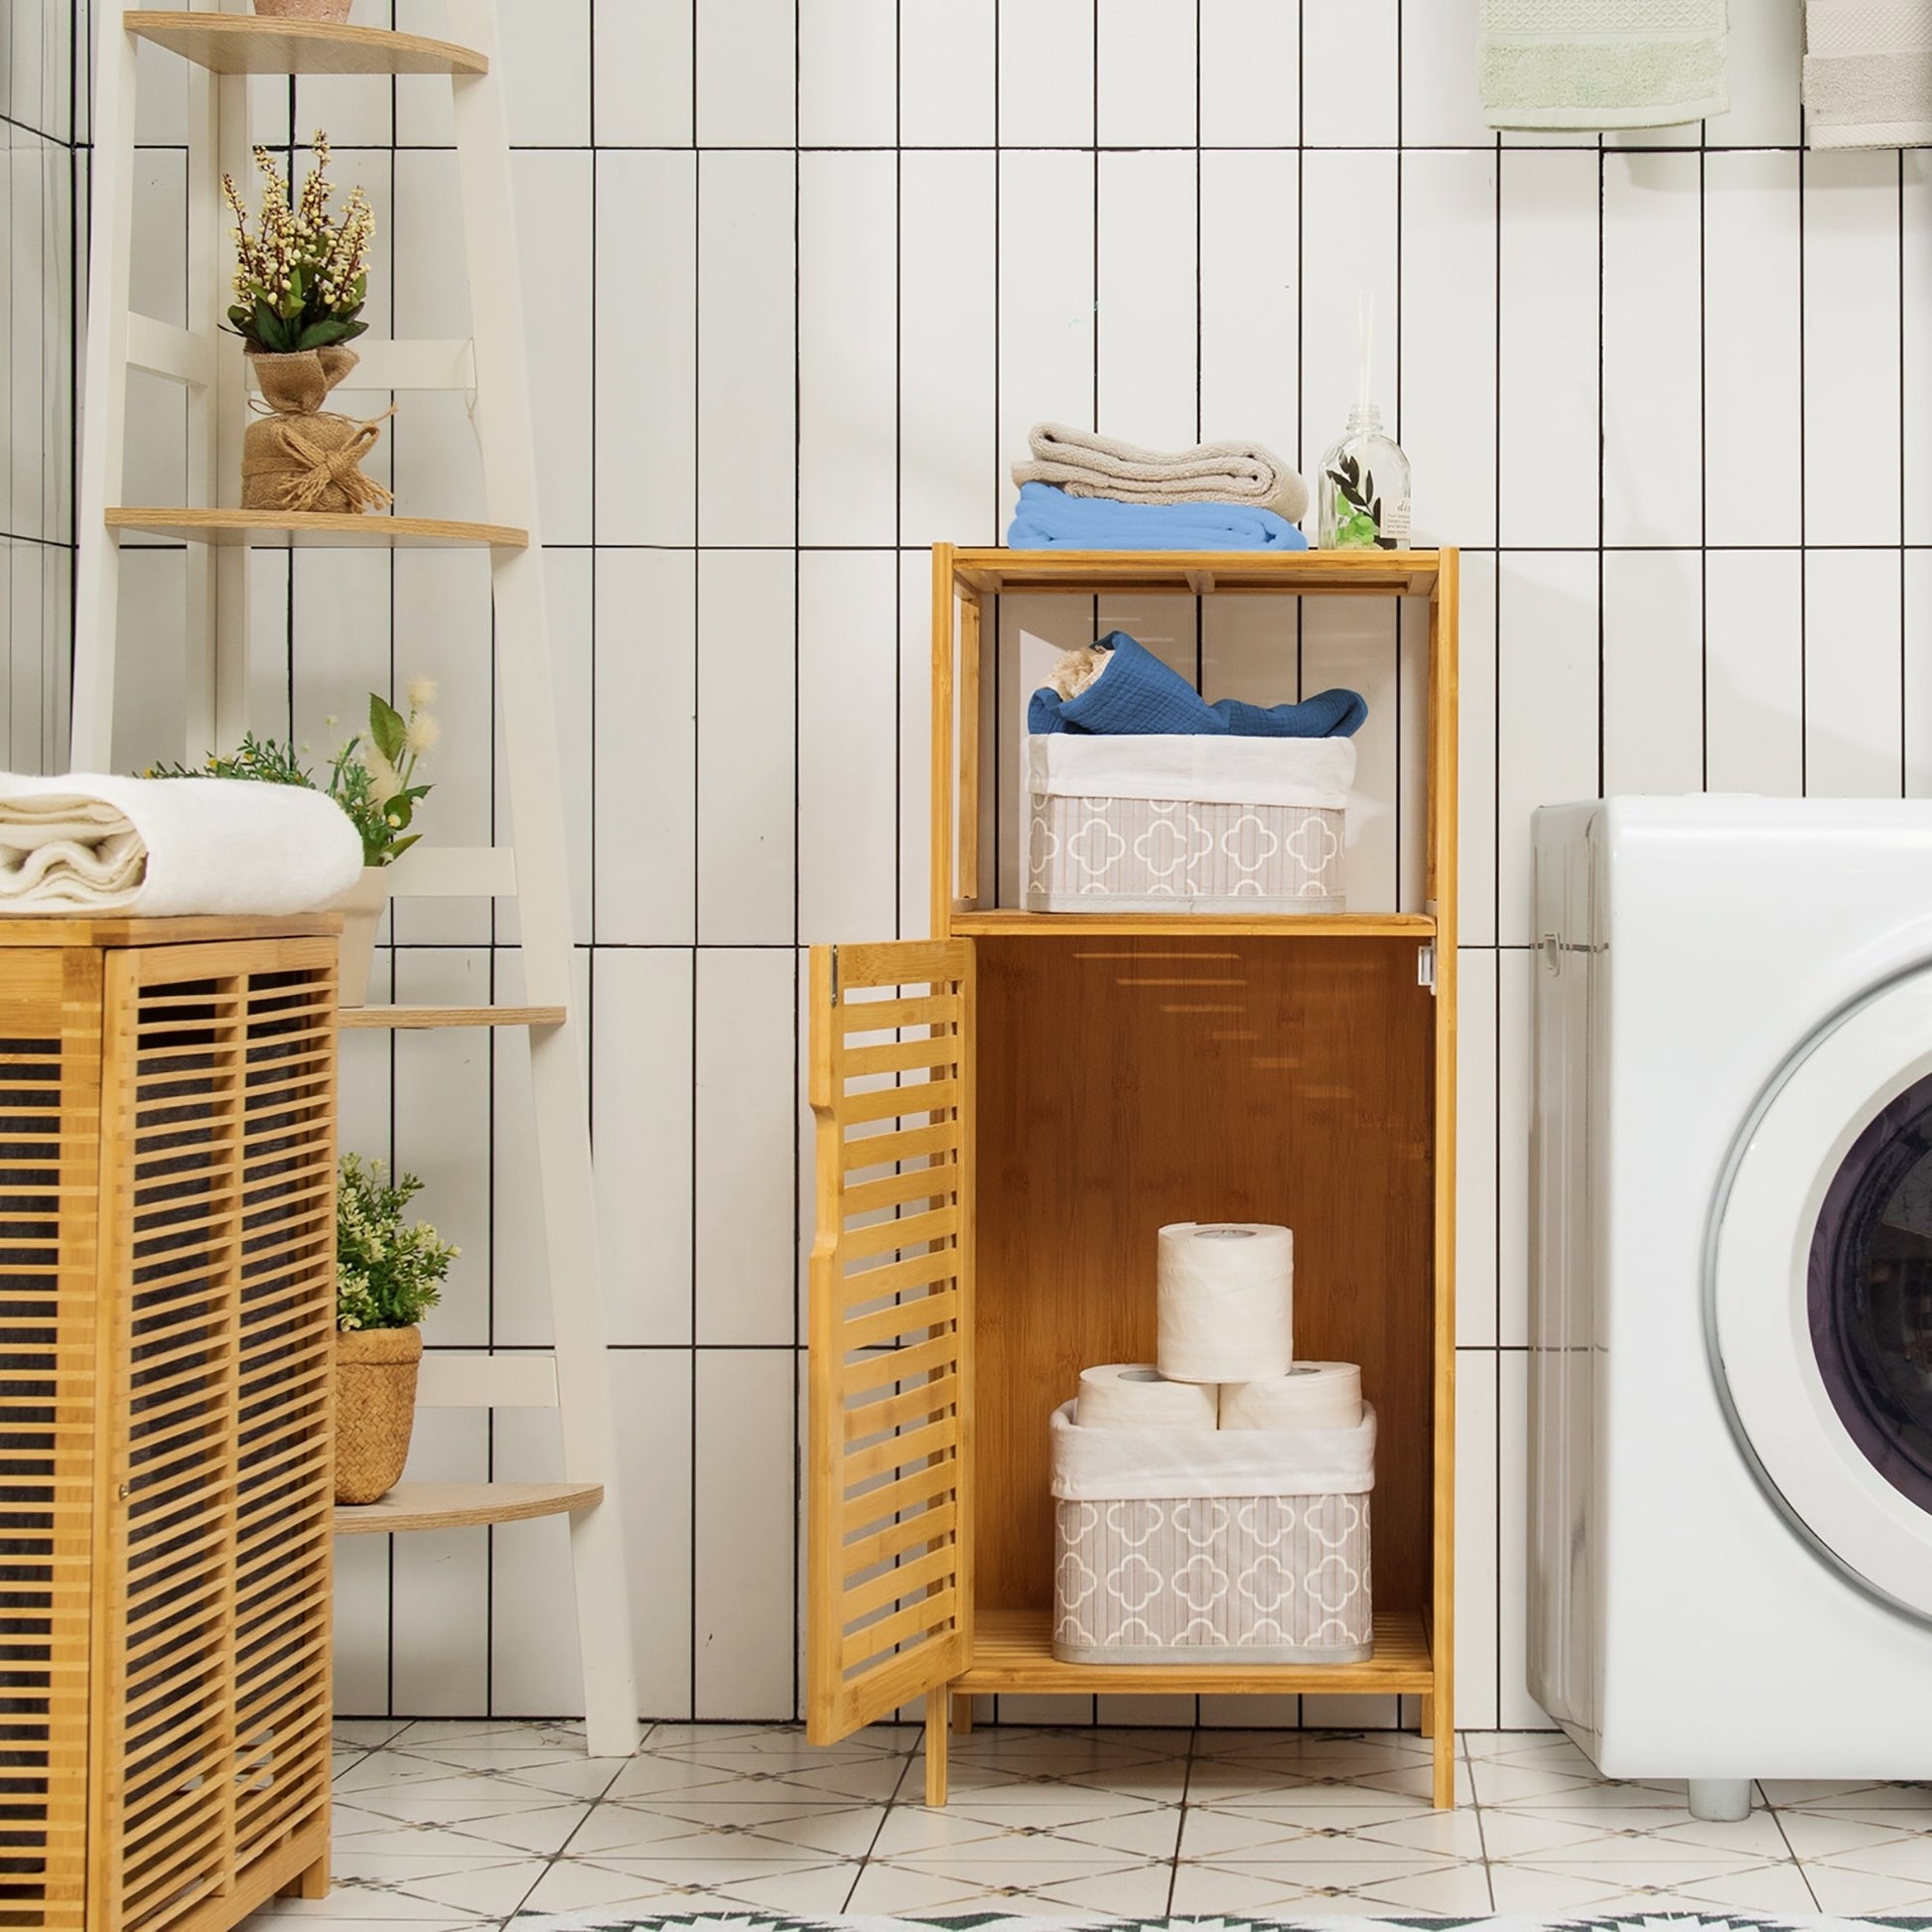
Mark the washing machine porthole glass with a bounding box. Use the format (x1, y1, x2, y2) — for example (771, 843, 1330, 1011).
(1811, 1069, 1932, 1515)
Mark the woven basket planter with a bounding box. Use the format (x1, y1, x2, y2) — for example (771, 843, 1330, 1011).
(335, 1325, 423, 1505)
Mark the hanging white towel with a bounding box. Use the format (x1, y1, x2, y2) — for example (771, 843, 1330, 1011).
(1804, 1, 1932, 147)
(1479, 0, 1729, 131)
(0, 773, 364, 916)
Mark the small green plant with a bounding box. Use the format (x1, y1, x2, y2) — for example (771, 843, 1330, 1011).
(1325, 452, 1394, 551)
(146, 681, 441, 867)
(222, 131, 373, 355)
(336, 1155, 459, 1333)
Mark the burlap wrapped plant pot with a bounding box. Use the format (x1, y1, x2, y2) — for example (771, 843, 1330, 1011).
(334, 1324, 423, 1505)
(243, 343, 395, 515)
(253, 0, 355, 20)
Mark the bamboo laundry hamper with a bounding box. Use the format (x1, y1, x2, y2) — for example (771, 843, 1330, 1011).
(0, 917, 338, 1932)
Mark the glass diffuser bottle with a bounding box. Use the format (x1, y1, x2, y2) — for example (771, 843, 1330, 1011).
(1317, 295, 1413, 551)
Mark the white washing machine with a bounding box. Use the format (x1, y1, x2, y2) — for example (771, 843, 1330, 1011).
(1530, 796, 1932, 1821)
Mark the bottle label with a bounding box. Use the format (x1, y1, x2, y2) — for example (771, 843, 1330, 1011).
(1380, 497, 1413, 544)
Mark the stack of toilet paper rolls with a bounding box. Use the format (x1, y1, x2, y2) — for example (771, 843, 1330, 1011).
(1074, 1220, 1364, 1431)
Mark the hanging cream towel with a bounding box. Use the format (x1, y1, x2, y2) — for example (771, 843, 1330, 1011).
(1480, 0, 1728, 130)
(1804, 1, 1932, 147)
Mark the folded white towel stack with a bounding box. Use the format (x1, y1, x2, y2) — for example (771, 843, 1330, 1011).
(1015, 423, 1310, 526)
(0, 773, 364, 916)
(1804, 0, 1932, 148)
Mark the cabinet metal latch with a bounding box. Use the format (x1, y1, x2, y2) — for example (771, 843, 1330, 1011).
(1418, 942, 1436, 994)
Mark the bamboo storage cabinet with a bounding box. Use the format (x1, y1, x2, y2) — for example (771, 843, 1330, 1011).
(808, 547, 1458, 1807)
(0, 917, 338, 1932)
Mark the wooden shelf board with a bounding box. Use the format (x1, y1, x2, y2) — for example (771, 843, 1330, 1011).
(951, 909, 1436, 940)
(335, 1480, 602, 1536)
(957, 1606, 1435, 1697)
(125, 12, 487, 76)
(951, 549, 1443, 599)
(107, 507, 527, 550)
(339, 1004, 567, 1031)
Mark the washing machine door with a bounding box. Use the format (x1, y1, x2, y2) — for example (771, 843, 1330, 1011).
(1711, 962, 1932, 1618)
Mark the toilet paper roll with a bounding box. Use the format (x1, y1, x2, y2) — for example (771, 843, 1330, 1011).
(1218, 1361, 1364, 1432)
(1156, 1221, 1293, 1384)
(1075, 1363, 1219, 1430)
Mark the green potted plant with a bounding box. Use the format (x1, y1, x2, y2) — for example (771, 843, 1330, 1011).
(334, 1155, 459, 1506)
(222, 133, 386, 512)
(148, 679, 441, 1006)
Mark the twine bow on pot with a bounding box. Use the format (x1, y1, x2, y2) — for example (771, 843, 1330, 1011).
(241, 402, 397, 515)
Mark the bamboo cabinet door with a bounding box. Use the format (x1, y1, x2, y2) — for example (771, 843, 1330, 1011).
(806, 939, 975, 1743)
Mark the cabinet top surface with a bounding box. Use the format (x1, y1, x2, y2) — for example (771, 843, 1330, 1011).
(948, 547, 1449, 598)
(0, 914, 341, 949)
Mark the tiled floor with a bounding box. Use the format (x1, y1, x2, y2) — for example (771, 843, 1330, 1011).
(252, 1720, 1932, 1926)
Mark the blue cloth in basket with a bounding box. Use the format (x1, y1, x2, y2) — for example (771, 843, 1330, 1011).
(1029, 631, 1367, 739)
(1007, 482, 1309, 551)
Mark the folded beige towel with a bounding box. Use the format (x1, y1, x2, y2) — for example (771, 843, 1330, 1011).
(0, 772, 364, 915)
(1804, 0, 1932, 147)
(1014, 423, 1310, 526)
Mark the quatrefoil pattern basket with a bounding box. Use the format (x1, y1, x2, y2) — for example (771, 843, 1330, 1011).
(1053, 1492, 1373, 1664)
(1024, 734, 1353, 914)
(1048, 1400, 1376, 1665)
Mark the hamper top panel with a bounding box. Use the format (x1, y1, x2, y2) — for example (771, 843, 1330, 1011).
(0, 913, 341, 949)
(950, 549, 1445, 599)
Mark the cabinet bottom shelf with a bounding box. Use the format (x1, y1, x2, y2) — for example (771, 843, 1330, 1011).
(955, 1605, 1435, 1698)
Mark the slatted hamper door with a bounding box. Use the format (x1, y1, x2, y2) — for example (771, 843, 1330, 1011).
(97, 941, 337, 1931)
(0, 952, 103, 1932)
(806, 940, 974, 1744)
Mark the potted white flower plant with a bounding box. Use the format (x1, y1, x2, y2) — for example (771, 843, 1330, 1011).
(334, 1155, 459, 1507)
(147, 678, 442, 1005)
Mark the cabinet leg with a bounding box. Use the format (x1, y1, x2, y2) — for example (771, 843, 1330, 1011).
(1419, 1695, 1435, 1739)
(1432, 1722, 1455, 1810)
(951, 1694, 974, 1736)
(279, 1852, 330, 1900)
(923, 1688, 950, 1806)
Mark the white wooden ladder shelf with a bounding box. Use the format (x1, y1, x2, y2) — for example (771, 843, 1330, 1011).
(70, 0, 640, 1756)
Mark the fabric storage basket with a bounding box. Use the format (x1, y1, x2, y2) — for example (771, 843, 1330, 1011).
(1025, 735, 1354, 913)
(1049, 1399, 1376, 1664)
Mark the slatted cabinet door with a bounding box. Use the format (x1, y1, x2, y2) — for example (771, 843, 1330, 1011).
(806, 940, 974, 1792)
(94, 938, 337, 1932)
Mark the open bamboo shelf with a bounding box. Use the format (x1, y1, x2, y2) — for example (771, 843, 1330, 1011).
(805, 545, 1459, 1809)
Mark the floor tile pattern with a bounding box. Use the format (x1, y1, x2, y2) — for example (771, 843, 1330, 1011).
(249, 1722, 1932, 1925)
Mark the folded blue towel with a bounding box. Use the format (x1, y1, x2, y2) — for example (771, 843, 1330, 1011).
(1007, 482, 1309, 551)
(1030, 631, 1367, 739)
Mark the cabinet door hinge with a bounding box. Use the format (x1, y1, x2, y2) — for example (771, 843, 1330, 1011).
(1418, 941, 1437, 994)
(828, 947, 840, 1005)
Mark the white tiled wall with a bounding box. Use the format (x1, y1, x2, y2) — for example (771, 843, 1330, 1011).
(41, 0, 1932, 1730)
(4, 0, 76, 773)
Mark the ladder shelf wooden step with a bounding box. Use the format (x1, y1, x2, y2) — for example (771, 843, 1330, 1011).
(335, 1481, 603, 1537)
(106, 507, 526, 549)
(339, 1005, 567, 1031)
(126, 10, 488, 76)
